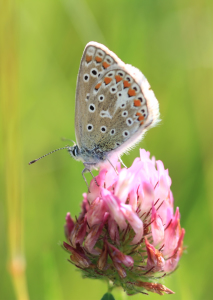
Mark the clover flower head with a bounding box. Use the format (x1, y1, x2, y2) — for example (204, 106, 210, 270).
(63, 149, 185, 295)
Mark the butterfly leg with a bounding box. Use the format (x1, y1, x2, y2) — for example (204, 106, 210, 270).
(106, 158, 118, 175)
(82, 163, 99, 190)
(81, 169, 90, 191)
(118, 156, 127, 169)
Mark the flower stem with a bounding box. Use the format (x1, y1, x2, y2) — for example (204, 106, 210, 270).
(107, 280, 114, 293)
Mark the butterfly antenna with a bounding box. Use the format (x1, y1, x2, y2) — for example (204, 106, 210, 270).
(61, 137, 76, 145)
(29, 146, 71, 165)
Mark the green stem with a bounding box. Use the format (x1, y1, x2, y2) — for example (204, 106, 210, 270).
(107, 280, 114, 293)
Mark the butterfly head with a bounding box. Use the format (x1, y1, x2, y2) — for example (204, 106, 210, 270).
(68, 144, 80, 160)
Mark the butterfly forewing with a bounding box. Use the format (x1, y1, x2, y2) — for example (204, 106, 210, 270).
(75, 42, 120, 147)
(75, 42, 159, 161)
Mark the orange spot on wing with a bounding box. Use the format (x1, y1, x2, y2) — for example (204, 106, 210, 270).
(123, 80, 131, 88)
(86, 55, 92, 63)
(136, 112, 142, 116)
(104, 77, 112, 85)
(115, 75, 122, 83)
(102, 62, 110, 69)
(128, 88, 136, 97)
(140, 121, 144, 125)
(95, 82, 101, 90)
(95, 56, 102, 63)
(138, 115, 144, 121)
(134, 99, 141, 107)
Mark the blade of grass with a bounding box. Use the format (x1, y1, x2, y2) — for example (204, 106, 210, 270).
(0, 2, 29, 300)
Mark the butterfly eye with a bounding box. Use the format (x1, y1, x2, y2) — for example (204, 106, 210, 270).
(71, 146, 78, 157)
(87, 124, 93, 132)
(83, 74, 89, 82)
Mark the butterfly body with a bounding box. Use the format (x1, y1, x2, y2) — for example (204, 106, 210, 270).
(69, 41, 160, 172)
(68, 144, 107, 166)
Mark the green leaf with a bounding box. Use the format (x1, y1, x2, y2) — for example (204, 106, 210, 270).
(101, 293, 116, 300)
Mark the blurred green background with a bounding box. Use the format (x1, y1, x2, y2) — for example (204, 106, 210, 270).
(1, 0, 213, 299)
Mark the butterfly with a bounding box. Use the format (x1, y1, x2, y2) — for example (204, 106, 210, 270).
(29, 42, 160, 186)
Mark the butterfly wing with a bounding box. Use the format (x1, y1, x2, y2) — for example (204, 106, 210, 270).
(75, 42, 160, 163)
(75, 42, 120, 147)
